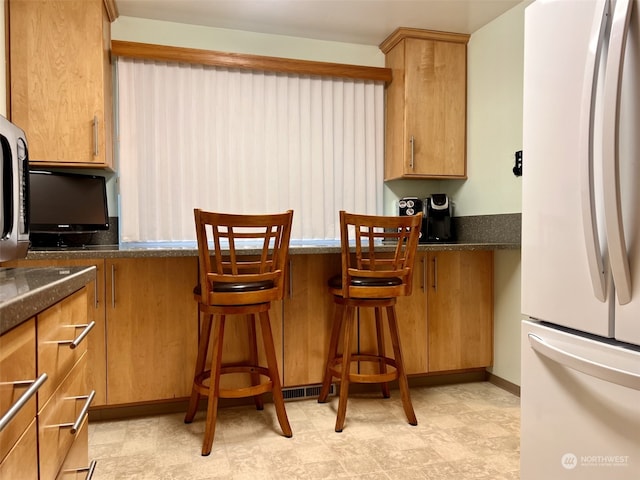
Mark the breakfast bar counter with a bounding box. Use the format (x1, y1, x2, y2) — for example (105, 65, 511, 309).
(22, 239, 520, 261)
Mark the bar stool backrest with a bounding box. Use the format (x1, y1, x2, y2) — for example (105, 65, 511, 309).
(339, 210, 422, 299)
(194, 209, 294, 306)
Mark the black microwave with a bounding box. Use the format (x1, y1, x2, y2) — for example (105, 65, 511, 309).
(0, 115, 30, 262)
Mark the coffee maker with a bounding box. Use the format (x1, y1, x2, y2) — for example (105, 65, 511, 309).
(424, 194, 453, 242)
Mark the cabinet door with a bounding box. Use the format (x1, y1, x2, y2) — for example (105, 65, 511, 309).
(105, 257, 198, 404)
(9, 0, 113, 167)
(427, 251, 493, 372)
(358, 252, 429, 375)
(405, 38, 467, 178)
(282, 254, 341, 387)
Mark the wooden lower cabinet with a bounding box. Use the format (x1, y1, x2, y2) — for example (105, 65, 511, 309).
(426, 250, 494, 372)
(282, 254, 341, 387)
(105, 257, 198, 404)
(360, 250, 493, 375)
(3, 258, 107, 406)
(0, 286, 93, 480)
(4, 249, 493, 414)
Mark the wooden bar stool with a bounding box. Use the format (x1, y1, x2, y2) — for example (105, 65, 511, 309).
(184, 209, 294, 455)
(318, 210, 422, 432)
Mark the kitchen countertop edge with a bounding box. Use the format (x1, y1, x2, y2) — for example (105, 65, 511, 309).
(0, 266, 97, 336)
(23, 241, 521, 260)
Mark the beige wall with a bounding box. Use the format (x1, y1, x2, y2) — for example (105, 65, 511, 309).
(467, 3, 527, 386)
(112, 16, 385, 67)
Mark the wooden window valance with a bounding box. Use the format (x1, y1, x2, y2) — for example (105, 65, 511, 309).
(111, 40, 392, 83)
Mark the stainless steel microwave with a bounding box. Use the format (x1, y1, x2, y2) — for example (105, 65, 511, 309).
(0, 115, 30, 262)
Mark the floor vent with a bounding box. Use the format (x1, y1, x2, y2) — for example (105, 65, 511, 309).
(282, 383, 335, 401)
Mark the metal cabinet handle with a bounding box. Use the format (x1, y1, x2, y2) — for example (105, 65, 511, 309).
(111, 264, 116, 308)
(58, 321, 96, 349)
(432, 256, 438, 292)
(93, 115, 99, 157)
(61, 460, 97, 480)
(0, 373, 48, 432)
(409, 135, 415, 170)
(421, 256, 426, 292)
(59, 390, 96, 434)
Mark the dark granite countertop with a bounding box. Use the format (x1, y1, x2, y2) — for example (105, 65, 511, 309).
(0, 266, 96, 336)
(23, 239, 519, 261)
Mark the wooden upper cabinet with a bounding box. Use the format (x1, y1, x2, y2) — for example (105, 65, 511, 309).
(380, 28, 469, 180)
(9, 0, 117, 169)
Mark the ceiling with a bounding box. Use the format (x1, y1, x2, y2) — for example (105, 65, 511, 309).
(115, 0, 523, 45)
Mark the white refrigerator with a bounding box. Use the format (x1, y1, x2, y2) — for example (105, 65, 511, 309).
(521, 0, 640, 479)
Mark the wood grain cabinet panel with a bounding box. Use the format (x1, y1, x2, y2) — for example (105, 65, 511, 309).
(55, 417, 89, 480)
(426, 250, 494, 372)
(9, 0, 114, 168)
(282, 254, 341, 387)
(105, 257, 199, 404)
(0, 419, 38, 480)
(381, 28, 469, 180)
(39, 354, 90, 480)
(0, 318, 37, 464)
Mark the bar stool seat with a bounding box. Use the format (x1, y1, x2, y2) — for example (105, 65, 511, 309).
(318, 210, 422, 432)
(184, 209, 294, 455)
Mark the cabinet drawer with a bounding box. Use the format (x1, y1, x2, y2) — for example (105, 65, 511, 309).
(39, 353, 92, 480)
(0, 318, 37, 462)
(38, 288, 91, 409)
(55, 417, 91, 480)
(0, 418, 38, 480)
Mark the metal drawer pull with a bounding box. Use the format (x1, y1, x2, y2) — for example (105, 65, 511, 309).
(62, 460, 97, 480)
(59, 390, 96, 434)
(58, 321, 96, 349)
(0, 373, 48, 432)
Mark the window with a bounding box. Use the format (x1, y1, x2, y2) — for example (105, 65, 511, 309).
(117, 57, 384, 243)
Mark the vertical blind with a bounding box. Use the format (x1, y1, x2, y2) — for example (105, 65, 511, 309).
(117, 58, 384, 243)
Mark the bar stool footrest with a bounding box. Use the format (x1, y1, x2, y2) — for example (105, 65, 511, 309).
(328, 354, 399, 384)
(193, 365, 274, 399)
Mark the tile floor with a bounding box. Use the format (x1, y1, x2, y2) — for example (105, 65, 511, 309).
(89, 382, 520, 480)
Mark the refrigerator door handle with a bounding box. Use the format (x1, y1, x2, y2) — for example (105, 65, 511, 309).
(602, 0, 633, 305)
(528, 333, 640, 391)
(579, 0, 609, 302)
